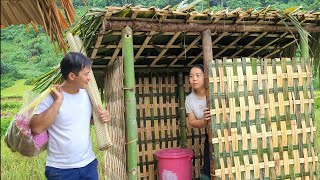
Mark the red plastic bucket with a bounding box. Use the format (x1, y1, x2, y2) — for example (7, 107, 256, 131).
(155, 148, 193, 180)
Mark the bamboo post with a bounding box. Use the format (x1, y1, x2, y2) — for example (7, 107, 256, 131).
(178, 72, 187, 148)
(122, 26, 138, 180)
(300, 32, 310, 58)
(201, 29, 215, 179)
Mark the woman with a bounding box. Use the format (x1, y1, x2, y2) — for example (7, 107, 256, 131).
(185, 64, 211, 180)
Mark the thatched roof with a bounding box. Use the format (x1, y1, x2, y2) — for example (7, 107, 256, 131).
(1, 0, 77, 53)
(74, 5, 319, 70)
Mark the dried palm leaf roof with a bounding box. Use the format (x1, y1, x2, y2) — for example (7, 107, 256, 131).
(73, 5, 319, 71)
(1, 0, 77, 53)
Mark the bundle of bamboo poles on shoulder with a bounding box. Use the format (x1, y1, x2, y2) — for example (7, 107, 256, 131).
(66, 33, 112, 150)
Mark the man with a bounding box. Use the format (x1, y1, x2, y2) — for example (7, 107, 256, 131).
(30, 52, 110, 180)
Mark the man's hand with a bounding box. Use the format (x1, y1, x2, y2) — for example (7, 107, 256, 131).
(97, 105, 111, 123)
(51, 85, 64, 103)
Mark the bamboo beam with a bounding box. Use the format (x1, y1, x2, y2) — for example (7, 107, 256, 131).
(249, 32, 288, 57)
(134, 31, 156, 60)
(201, 29, 215, 179)
(90, 32, 104, 59)
(97, 55, 200, 60)
(178, 72, 187, 148)
(187, 53, 203, 66)
(300, 32, 310, 58)
(264, 40, 296, 58)
(169, 35, 202, 66)
(213, 32, 249, 59)
(103, 31, 294, 38)
(230, 32, 267, 58)
(94, 44, 280, 51)
(150, 32, 181, 66)
(122, 26, 138, 180)
(108, 40, 122, 66)
(102, 20, 320, 33)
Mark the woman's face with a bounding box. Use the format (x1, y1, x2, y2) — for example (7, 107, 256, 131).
(189, 67, 205, 91)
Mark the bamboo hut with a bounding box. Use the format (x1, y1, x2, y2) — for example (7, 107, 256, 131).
(73, 5, 320, 180)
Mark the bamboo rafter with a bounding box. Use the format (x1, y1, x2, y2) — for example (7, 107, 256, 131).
(213, 32, 249, 59)
(231, 32, 268, 58)
(249, 32, 288, 57)
(169, 35, 202, 66)
(134, 31, 156, 60)
(150, 32, 181, 66)
(91, 32, 104, 59)
(264, 39, 297, 58)
(187, 32, 228, 66)
(108, 41, 122, 66)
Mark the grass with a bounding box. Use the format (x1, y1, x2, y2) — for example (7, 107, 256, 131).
(1, 131, 106, 179)
(1, 79, 33, 97)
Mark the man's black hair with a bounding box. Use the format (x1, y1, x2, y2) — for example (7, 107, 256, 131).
(191, 64, 204, 73)
(60, 52, 92, 80)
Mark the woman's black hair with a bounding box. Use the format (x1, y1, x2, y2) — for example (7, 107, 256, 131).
(60, 52, 92, 80)
(191, 64, 204, 73)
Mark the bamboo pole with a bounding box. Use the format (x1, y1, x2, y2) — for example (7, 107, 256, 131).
(122, 26, 138, 180)
(178, 72, 187, 148)
(201, 29, 215, 179)
(300, 32, 310, 58)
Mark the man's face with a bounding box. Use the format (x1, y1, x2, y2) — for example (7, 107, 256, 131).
(72, 66, 92, 89)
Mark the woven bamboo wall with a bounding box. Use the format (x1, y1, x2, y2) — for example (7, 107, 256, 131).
(104, 59, 127, 179)
(208, 58, 318, 179)
(135, 72, 206, 179)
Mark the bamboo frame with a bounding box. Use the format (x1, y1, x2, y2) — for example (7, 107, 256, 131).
(122, 26, 138, 180)
(300, 32, 310, 58)
(178, 72, 187, 148)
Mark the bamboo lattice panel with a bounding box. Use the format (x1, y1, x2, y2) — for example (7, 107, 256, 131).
(135, 72, 206, 179)
(135, 73, 179, 179)
(208, 58, 318, 179)
(104, 59, 126, 179)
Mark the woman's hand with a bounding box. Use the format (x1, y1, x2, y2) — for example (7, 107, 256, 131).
(203, 108, 211, 125)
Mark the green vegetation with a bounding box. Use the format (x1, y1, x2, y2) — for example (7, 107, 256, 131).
(1, 133, 105, 179)
(1, 79, 33, 97)
(0, 25, 63, 89)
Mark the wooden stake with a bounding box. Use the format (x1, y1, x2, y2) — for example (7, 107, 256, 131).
(201, 29, 215, 179)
